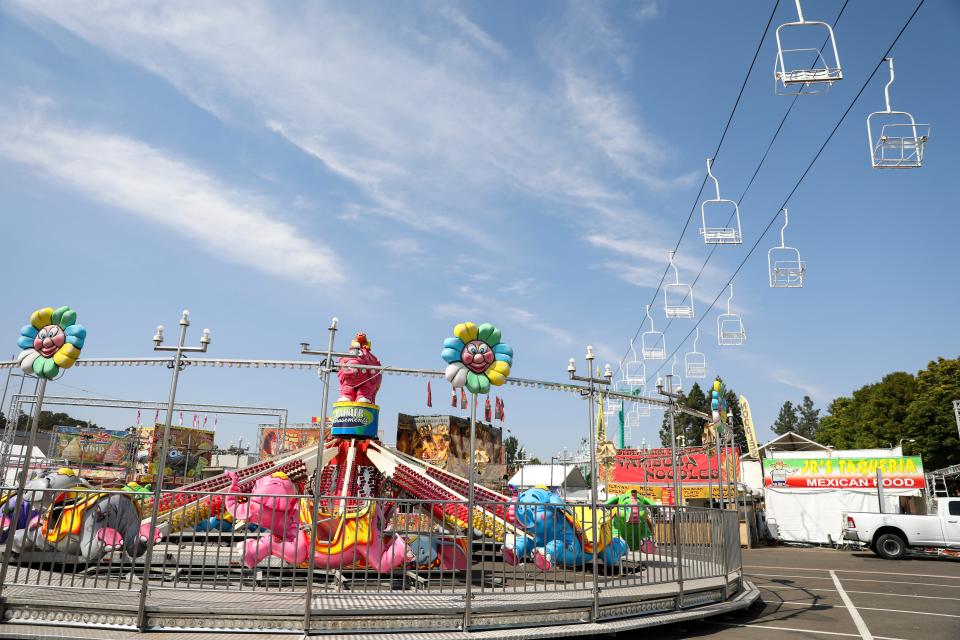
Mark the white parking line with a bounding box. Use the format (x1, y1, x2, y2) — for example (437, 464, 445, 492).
(759, 585, 960, 602)
(771, 601, 960, 619)
(831, 570, 874, 640)
(745, 565, 960, 580)
(706, 621, 907, 640)
(749, 572, 960, 588)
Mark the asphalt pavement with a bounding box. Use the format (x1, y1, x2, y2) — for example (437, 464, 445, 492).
(631, 546, 960, 639)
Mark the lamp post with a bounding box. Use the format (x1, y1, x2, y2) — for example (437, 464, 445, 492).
(567, 347, 612, 622)
(137, 310, 210, 629)
(898, 438, 915, 453)
(300, 317, 339, 633)
(656, 374, 685, 609)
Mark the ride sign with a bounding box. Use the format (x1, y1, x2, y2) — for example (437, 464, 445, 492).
(613, 447, 740, 485)
(763, 456, 924, 490)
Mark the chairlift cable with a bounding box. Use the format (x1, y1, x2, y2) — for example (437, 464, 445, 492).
(616, 0, 782, 369)
(644, 0, 926, 383)
(653, 0, 851, 347)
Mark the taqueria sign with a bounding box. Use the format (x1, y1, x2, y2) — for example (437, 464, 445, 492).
(763, 456, 924, 489)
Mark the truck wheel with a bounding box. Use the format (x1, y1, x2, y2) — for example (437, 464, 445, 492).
(875, 533, 907, 560)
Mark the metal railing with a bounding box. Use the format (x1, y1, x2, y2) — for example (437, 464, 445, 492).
(0, 486, 742, 631)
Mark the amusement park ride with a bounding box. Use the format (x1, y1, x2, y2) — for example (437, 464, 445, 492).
(1, 314, 670, 582)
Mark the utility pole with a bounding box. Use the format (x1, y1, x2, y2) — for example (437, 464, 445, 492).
(567, 347, 613, 623)
(137, 311, 211, 630)
(656, 374, 685, 610)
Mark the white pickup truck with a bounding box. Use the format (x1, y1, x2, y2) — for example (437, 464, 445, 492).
(842, 497, 960, 559)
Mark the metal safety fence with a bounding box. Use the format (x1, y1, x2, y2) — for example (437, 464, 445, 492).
(0, 486, 743, 632)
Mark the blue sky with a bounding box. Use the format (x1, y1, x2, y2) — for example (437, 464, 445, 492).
(1, 1, 956, 459)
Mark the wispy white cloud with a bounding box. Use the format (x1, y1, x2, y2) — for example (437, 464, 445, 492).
(378, 237, 426, 257)
(11, 0, 690, 239)
(501, 278, 540, 297)
(586, 230, 736, 310)
(438, 5, 507, 60)
(562, 71, 692, 192)
(770, 369, 828, 401)
(633, 1, 660, 21)
(433, 301, 575, 346)
(0, 109, 343, 285)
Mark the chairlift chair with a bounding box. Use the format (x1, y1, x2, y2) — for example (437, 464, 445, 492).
(664, 251, 695, 319)
(774, 0, 842, 95)
(614, 377, 637, 398)
(624, 340, 647, 392)
(700, 158, 742, 245)
(768, 207, 805, 287)
(641, 305, 667, 360)
(605, 369, 624, 412)
(631, 392, 652, 417)
(867, 58, 930, 169)
(670, 355, 683, 393)
(684, 327, 707, 378)
(717, 284, 746, 346)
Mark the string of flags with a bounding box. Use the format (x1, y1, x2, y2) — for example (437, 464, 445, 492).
(429, 382, 505, 422)
(136, 409, 218, 430)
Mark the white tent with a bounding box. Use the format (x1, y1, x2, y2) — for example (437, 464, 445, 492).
(508, 464, 587, 493)
(3, 445, 47, 485)
(763, 444, 922, 545)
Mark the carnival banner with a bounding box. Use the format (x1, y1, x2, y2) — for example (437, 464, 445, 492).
(763, 456, 924, 489)
(258, 423, 325, 460)
(739, 395, 760, 459)
(54, 426, 134, 465)
(396, 413, 504, 484)
(613, 447, 740, 485)
(136, 425, 214, 483)
(607, 483, 738, 501)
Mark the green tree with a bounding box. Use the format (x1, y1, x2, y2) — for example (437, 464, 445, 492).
(771, 401, 799, 435)
(902, 357, 960, 470)
(504, 436, 522, 471)
(528, 456, 542, 465)
(796, 395, 820, 440)
(816, 372, 918, 450)
(723, 387, 746, 450)
(15, 411, 98, 432)
(659, 382, 709, 447)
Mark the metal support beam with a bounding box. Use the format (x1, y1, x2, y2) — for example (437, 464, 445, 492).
(0, 358, 709, 420)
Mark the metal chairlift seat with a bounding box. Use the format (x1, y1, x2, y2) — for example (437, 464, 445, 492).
(624, 341, 647, 391)
(614, 377, 638, 398)
(700, 158, 742, 245)
(685, 327, 707, 378)
(664, 251, 695, 319)
(774, 0, 842, 95)
(867, 58, 930, 169)
(670, 356, 683, 393)
(606, 371, 624, 412)
(631, 394, 652, 418)
(641, 305, 667, 360)
(717, 284, 746, 346)
(768, 207, 806, 288)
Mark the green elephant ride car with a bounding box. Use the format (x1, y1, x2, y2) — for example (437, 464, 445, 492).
(605, 491, 655, 551)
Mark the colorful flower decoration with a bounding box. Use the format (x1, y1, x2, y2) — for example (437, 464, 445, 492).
(17, 307, 87, 379)
(442, 322, 513, 395)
